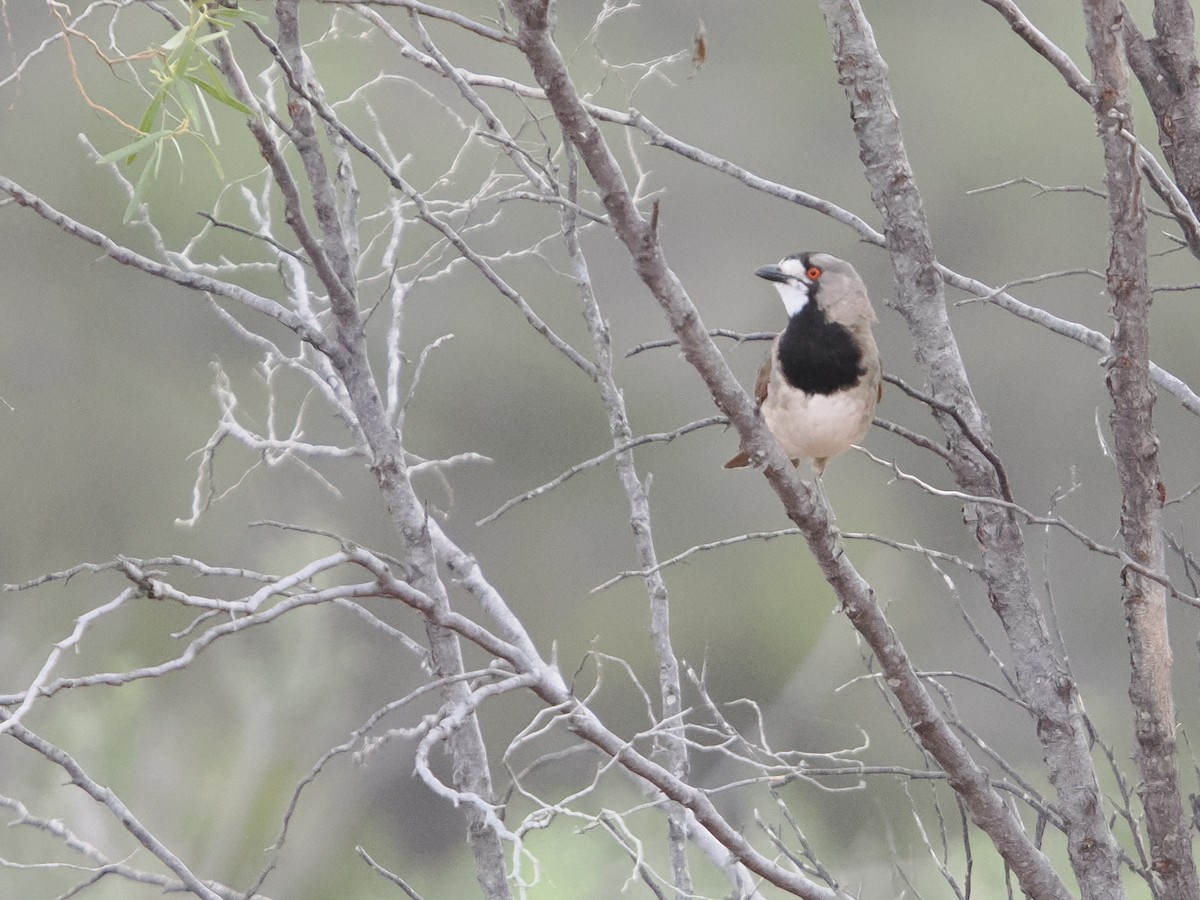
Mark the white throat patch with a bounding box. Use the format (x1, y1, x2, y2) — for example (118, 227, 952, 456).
(774, 280, 811, 317)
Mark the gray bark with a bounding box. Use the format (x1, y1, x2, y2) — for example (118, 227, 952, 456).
(1084, 0, 1200, 895)
(817, 1, 1125, 897)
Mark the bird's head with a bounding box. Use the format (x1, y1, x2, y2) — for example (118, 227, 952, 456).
(755, 251, 877, 326)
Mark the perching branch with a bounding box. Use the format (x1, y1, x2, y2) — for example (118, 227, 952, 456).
(507, 1, 1080, 897)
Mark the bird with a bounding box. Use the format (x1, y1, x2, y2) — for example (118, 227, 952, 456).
(724, 251, 882, 477)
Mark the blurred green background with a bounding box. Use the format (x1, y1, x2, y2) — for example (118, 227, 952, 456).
(2, 1, 1197, 897)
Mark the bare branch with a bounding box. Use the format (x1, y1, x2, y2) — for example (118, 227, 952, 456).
(593, 528, 802, 592)
(0, 176, 337, 359)
(625, 328, 775, 358)
(510, 1, 1075, 896)
(981, 0, 1200, 256)
(356, 846, 427, 900)
(0, 793, 270, 899)
(857, 447, 1200, 608)
(329, 0, 1200, 415)
(1083, 0, 1198, 889)
(1121, 0, 1200, 239)
(0, 588, 135, 734)
(818, 1, 1115, 893)
(478, 416, 726, 526)
(979, 0, 1096, 98)
(242, 17, 599, 382)
(882, 374, 1015, 503)
(324, 0, 516, 44)
(1, 715, 225, 900)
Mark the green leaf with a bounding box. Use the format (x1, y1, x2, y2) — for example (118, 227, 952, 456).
(136, 86, 170, 138)
(163, 134, 184, 173)
(193, 132, 225, 181)
(184, 70, 254, 116)
(149, 55, 171, 81)
(191, 80, 219, 143)
(210, 6, 270, 26)
(95, 128, 173, 166)
(167, 33, 197, 75)
(123, 141, 162, 223)
(159, 28, 189, 53)
(194, 31, 228, 48)
(174, 79, 202, 135)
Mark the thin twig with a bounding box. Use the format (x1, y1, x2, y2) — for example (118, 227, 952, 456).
(858, 447, 1200, 607)
(356, 846, 426, 900)
(478, 416, 726, 526)
(882, 374, 1015, 503)
(625, 329, 775, 358)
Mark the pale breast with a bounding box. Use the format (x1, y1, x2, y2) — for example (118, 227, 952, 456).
(761, 370, 876, 463)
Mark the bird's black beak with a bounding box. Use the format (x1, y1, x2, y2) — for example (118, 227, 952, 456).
(755, 264, 790, 284)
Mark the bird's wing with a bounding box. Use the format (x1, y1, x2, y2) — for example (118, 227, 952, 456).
(723, 348, 774, 469)
(752, 349, 772, 405)
(869, 349, 883, 403)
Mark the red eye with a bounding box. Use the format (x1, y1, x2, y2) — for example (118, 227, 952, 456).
(806, 266, 822, 280)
